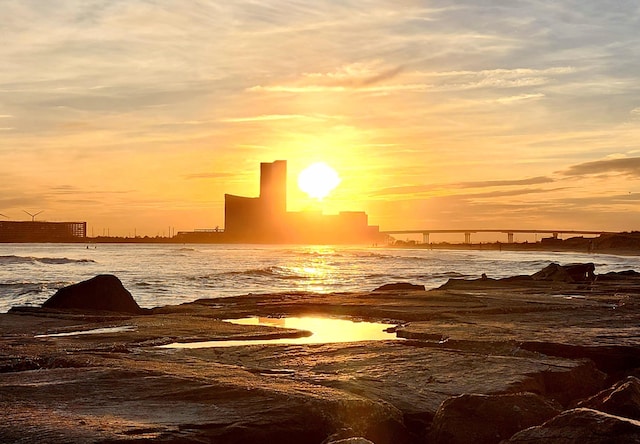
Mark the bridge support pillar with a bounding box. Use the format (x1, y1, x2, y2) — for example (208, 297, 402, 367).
(552, 232, 559, 239)
(507, 232, 514, 243)
(464, 232, 471, 244)
(422, 232, 430, 244)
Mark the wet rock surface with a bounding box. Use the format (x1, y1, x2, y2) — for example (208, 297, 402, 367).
(1, 264, 640, 443)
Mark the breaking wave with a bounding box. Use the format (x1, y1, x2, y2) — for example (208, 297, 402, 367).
(193, 266, 304, 281)
(0, 255, 96, 265)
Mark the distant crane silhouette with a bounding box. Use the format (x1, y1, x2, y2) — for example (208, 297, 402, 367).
(23, 210, 43, 221)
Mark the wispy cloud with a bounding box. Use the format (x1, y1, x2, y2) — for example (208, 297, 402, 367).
(563, 157, 640, 178)
(184, 172, 237, 180)
(220, 114, 332, 123)
(370, 176, 555, 198)
(248, 62, 424, 94)
(422, 67, 576, 91)
(459, 176, 554, 188)
(494, 93, 545, 104)
(301, 63, 404, 88)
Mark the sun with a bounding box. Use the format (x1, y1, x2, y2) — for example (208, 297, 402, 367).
(297, 162, 341, 200)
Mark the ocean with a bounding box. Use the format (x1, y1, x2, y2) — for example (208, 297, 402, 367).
(1, 243, 640, 313)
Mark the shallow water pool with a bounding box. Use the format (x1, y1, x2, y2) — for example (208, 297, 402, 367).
(161, 316, 398, 348)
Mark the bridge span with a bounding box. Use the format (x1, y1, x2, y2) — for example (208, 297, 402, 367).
(380, 229, 609, 244)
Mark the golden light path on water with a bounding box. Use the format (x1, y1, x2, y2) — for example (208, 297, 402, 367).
(161, 316, 398, 348)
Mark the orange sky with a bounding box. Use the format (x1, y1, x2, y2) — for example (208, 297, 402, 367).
(1, 2, 639, 237)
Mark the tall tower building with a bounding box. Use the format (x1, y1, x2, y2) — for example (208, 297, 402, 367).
(260, 160, 287, 215)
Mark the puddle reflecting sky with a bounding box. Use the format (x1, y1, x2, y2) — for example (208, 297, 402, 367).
(162, 316, 398, 348)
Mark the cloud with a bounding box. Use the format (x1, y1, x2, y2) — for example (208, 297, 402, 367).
(46, 185, 133, 196)
(248, 83, 429, 94)
(423, 67, 576, 92)
(370, 176, 555, 197)
(563, 157, 640, 178)
(220, 114, 331, 123)
(184, 172, 237, 180)
(301, 63, 404, 88)
(463, 186, 569, 200)
(248, 61, 426, 94)
(248, 63, 576, 98)
(458, 176, 554, 188)
(494, 93, 545, 104)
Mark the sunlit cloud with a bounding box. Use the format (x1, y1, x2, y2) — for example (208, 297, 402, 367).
(184, 172, 238, 180)
(220, 114, 332, 123)
(494, 93, 545, 104)
(248, 84, 430, 94)
(563, 157, 640, 178)
(370, 176, 556, 198)
(301, 63, 404, 87)
(422, 67, 577, 91)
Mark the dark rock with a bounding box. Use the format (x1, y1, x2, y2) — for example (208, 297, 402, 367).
(504, 408, 640, 443)
(578, 376, 640, 420)
(372, 282, 425, 292)
(596, 270, 640, 281)
(429, 392, 561, 444)
(42, 275, 144, 314)
(438, 275, 532, 290)
(531, 263, 595, 283)
(515, 356, 606, 407)
(440, 263, 598, 289)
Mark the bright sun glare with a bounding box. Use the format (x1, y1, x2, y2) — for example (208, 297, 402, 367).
(297, 162, 341, 200)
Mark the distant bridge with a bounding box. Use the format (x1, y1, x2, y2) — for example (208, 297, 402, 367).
(380, 229, 610, 244)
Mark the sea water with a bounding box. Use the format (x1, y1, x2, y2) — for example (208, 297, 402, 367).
(1, 243, 639, 313)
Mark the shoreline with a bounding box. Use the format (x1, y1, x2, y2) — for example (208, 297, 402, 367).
(2, 264, 640, 442)
(2, 232, 640, 257)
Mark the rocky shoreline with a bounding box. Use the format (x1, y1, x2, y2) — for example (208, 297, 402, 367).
(1, 264, 640, 443)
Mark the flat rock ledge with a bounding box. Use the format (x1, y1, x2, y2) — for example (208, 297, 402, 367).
(1, 263, 640, 443)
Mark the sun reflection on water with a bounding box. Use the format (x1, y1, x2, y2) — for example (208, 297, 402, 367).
(233, 316, 394, 343)
(161, 316, 398, 348)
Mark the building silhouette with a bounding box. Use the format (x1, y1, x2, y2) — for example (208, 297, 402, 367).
(224, 160, 288, 242)
(179, 160, 384, 244)
(0, 221, 87, 243)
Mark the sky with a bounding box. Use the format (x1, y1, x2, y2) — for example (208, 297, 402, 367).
(1, 0, 639, 237)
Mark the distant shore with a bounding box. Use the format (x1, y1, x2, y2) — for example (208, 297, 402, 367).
(390, 231, 640, 256)
(389, 241, 640, 256)
(1, 231, 640, 257)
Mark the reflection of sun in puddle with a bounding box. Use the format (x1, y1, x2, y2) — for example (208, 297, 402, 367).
(161, 316, 398, 348)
